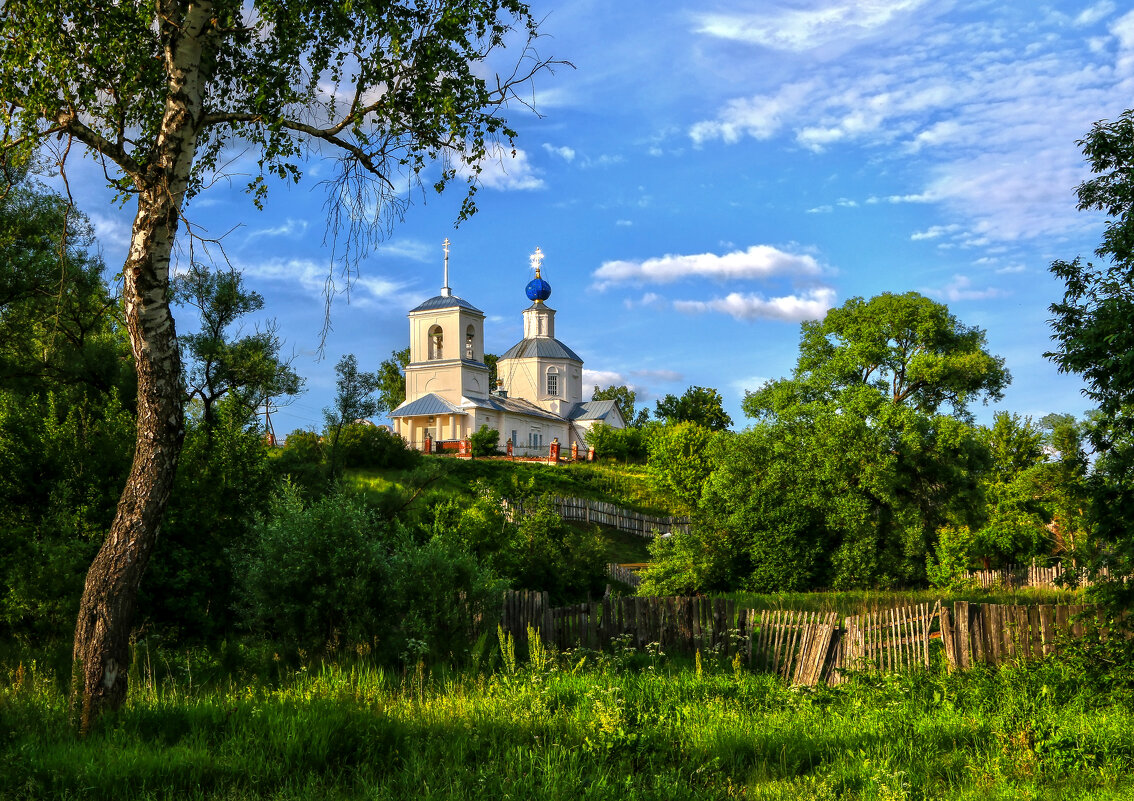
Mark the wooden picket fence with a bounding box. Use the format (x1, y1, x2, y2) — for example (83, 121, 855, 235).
(940, 601, 1103, 669)
(500, 592, 1105, 686)
(501, 496, 690, 537)
(960, 561, 1110, 589)
(606, 563, 644, 588)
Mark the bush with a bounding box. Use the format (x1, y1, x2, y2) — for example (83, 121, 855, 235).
(337, 422, 421, 469)
(469, 425, 499, 457)
(274, 429, 329, 498)
(235, 483, 499, 662)
(585, 423, 648, 462)
(234, 484, 393, 651)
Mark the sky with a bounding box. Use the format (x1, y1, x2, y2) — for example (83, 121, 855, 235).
(57, 0, 1134, 435)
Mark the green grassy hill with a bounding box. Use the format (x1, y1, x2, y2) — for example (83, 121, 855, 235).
(343, 456, 672, 565)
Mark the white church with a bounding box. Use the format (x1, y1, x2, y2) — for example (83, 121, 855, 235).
(391, 243, 625, 455)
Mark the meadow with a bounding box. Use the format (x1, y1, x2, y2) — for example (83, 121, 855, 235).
(3, 627, 1133, 801)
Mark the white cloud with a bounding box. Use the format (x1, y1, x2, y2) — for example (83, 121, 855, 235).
(541, 143, 576, 162)
(88, 212, 132, 252)
(1075, 1, 1116, 27)
(374, 238, 434, 263)
(690, 81, 816, 144)
(911, 224, 961, 241)
(582, 369, 630, 392)
(695, 0, 931, 52)
(615, 219, 633, 227)
(673, 287, 836, 322)
(995, 264, 1027, 274)
(730, 375, 771, 396)
(923, 274, 1003, 302)
(592, 245, 823, 289)
(457, 144, 544, 191)
(239, 257, 416, 309)
(247, 218, 308, 240)
(807, 205, 833, 214)
(623, 292, 664, 309)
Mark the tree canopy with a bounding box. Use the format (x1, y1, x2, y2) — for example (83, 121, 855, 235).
(654, 386, 732, 431)
(747, 292, 1008, 421)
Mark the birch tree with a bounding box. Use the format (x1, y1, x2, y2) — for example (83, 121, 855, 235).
(0, 0, 557, 730)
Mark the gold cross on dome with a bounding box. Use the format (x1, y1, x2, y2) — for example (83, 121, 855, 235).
(529, 246, 544, 276)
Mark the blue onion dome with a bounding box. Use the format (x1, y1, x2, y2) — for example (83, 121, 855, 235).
(525, 276, 552, 302)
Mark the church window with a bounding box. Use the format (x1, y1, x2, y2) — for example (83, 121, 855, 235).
(428, 325, 443, 360)
(546, 367, 559, 397)
(465, 324, 475, 360)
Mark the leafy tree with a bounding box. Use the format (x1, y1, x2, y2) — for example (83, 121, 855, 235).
(663, 293, 1008, 593)
(1, 0, 556, 722)
(324, 354, 381, 477)
(337, 422, 420, 469)
(469, 424, 500, 457)
(654, 386, 732, 431)
(1047, 108, 1134, 602)
(775, 291, 1009, 420)
(0, 175, 131, 403)
(592, 384, 649, 427)
(174, 264, 302, 436)
(645, 422, 718, 514)
(375, 348, 410, 415)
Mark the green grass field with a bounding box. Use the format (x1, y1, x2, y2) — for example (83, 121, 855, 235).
(4, 631, 1132, 801)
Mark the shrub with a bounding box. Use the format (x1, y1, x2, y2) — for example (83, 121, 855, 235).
(585, 422, 648, 462)
(337, 422, 421, 469)
(234, 484, 393, 651)
(469, 425, 500, 457)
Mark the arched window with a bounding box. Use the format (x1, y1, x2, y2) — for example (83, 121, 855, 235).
(465, 324, 475, 360)
(546, 366, 559, 397)
(428, 325, 443, 360)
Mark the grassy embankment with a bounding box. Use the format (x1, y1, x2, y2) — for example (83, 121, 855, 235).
(3, 632, 1132, 800)
(343, 456, 665, 564)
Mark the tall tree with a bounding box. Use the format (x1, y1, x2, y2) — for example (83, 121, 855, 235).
(324, 354, 381, 477)
(174, 264, 302, 435)
(0, 0, 557, 727)
(655, 386, 732, 431)
(1047, 108, 1134, 599)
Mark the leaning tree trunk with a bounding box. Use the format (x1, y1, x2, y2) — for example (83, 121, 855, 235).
(71, 0, 212, 733)
(71, 187, 186, 733)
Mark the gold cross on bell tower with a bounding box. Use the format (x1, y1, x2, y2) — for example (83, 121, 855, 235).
(529, 246, 544, 278)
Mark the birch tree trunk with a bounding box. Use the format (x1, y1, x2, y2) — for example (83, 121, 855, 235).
(71, 0, 211, 732)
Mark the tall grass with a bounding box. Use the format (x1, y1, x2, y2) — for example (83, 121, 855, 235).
(3, 632, 1132, 800)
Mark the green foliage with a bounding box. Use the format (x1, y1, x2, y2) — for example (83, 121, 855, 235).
(433, 487, 608, 604)
(585, 421, 649, 462)
(0, 390, 134, 639)
(926, 525, 980, 590)
(323, 354, 382, 476)
(654, 385, 732, 430)
(234, 485, 395, 651)
(174, 264, 302, 432)
(235, 483, 502, 661)
(647, 293, 1011, 596)
(469, 424, 500, 457)
(273, 429, 329, 498)
(374, 348, 409, 416)
(337, 422, 420, 469)
(787, 291, 1009, 419)
(1047, 109, 1134, 608)
(645, 422, 718, 513)
(140, 400, 278, 640)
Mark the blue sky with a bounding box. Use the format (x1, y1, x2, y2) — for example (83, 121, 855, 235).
(61, 0, 1134, 434)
